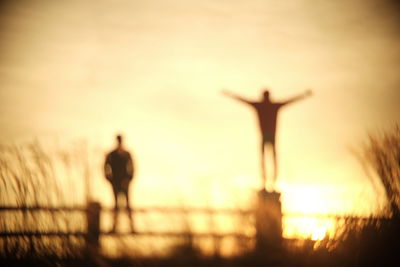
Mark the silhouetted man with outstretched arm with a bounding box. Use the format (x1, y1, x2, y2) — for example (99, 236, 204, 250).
(104, 134, 135, 232)
(223, 89, 312, 190)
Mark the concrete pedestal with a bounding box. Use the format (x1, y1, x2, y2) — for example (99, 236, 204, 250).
(255, 190, 283, 252)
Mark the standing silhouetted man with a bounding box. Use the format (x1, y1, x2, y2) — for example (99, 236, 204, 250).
(223, 89, 312, 190)
(104, 134, 135, 232)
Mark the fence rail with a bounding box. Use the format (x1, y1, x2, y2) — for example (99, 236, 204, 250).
(0, 205, 387, 219)
(0, 231, 252, 239)
(0, 204, 256, 242)
(0, 204, 390, 239)
(0, 201, 392, 256)
(0, 205, 252, 214)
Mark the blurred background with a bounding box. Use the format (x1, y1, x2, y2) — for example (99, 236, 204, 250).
(1, 0, 399, 250)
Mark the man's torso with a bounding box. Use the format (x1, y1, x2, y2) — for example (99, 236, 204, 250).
(106, 149, 132, 183)
(252, 102, 282, 139)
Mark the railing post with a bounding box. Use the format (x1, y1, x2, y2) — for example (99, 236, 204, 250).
(86, 201, 101, 255)
(255, 190, 283, 252)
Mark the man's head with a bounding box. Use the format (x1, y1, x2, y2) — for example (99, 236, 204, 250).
(262, 90, 270, 101)
(116, 134, 123, 147)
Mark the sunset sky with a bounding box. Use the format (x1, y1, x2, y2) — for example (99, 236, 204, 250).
(1, 0, 399, 220)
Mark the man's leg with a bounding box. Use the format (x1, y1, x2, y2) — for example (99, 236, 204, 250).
(260, 140, 266, 190)
(111, 188, 119, 232)
(271, 142, 278, 190)
(124, 187, 134, 232)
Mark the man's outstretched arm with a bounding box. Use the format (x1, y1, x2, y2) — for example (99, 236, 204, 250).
(222, 90, 254, 105)
(281, 89, 312, 106)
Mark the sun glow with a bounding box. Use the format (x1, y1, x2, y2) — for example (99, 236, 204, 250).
(279, 183, 367, 240)
(283, 216, 334, 240)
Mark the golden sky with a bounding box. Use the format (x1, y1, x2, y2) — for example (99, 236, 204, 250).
(1, 0, 400, 217)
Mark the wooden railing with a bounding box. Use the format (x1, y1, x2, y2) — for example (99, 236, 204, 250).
(0, 201, 387, 254)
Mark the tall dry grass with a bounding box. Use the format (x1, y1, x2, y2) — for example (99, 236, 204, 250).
(0, 141, 90, 259)
(356, 124, 400, 216)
